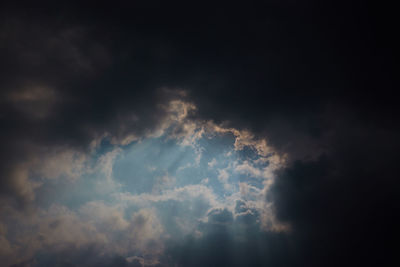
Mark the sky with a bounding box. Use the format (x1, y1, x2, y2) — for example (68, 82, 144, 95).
(0, 1, 398, 267)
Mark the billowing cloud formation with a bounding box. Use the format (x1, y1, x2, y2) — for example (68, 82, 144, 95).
(0, 98, 288, 266)
(0, 1, 398, 267)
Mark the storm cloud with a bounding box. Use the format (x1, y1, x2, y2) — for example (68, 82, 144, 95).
(0, 1, 398, 266)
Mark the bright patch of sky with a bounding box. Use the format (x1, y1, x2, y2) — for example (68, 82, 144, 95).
(3, 99, 288, 264)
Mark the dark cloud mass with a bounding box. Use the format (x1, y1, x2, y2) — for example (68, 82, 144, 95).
(0, 1, 398, 266)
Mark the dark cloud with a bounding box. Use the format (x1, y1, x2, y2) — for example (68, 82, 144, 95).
(10, 245, 141, 267)
(0, 1, 398, 266)
(268, 113, 400, 266)
(164, 208, 291, 267)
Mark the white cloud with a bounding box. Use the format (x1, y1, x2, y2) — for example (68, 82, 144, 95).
(218, 168, 232, 191)
(208, 158, 217, 168)
(117, 184, 219, 209)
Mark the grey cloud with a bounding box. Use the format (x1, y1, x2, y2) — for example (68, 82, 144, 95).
(1, 1, 398, 266)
